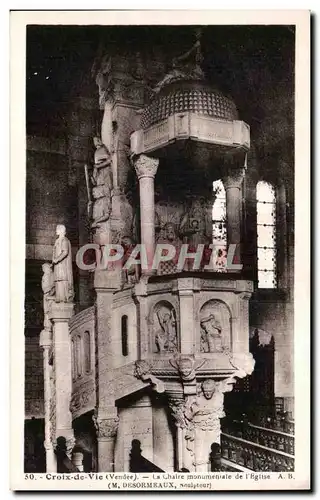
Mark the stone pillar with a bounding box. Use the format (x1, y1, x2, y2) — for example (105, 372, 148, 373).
(133, 154, 159, 275)
(134, 280, 149, 359)
(94, 279, 118, 407)
(177, 278, 196, 355)
(152, 398, 174, 472)
(222, 167, 246, 269)
(39, 329, 56, 472)
(94, 415, 119, 472)
(94, 274, 119, 471)
(72, 451, 84, 471)
(168, 396, 194, 472)
(49, 302, 75, 457)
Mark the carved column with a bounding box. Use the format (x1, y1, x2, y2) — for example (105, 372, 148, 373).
(49, 302, 75, 457)
(133, 154, 159, 275)
(94, 282, 118, 408)
(222, 167, 246, 270)
(39, 329, 56, 472)
(192, 385, 225, 472)
(177, 278, 196, 355)
(168, 396, 195, 472)
(93, 414, 119, 472)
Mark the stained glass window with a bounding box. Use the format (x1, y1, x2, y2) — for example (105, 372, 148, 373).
(256, 181, 277, 288)
(212, 180, 227, 272)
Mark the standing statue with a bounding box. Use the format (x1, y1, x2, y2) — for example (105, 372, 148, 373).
(155, 308, 177, 353)
(179, 198, 212, 271)
(52, 224, 74, 303)
(200, 313, 226, 353)
(86, 137, 113, 230)
(41, 262, 55, 329)
(156, 222, 182, 275)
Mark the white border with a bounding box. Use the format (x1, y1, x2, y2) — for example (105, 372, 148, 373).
(9, 9, 310, 492)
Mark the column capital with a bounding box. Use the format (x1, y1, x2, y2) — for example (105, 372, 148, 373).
(93, 415, 119, 440)
(133, 154, 159, 179)
(222, 167, 246, 190)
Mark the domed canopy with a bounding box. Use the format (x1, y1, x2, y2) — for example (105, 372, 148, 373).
(141, 79, 238, 130)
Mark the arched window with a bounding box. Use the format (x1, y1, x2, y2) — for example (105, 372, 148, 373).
(212, 180, 227, 272)
(71, 338, 76, 380)
(256, 181, 277, 288)
(121, 315, 128, 357)
(83, 331, 91, 373)
(76, 335, 82, 377)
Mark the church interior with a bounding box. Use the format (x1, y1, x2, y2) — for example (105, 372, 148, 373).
(24, 24, 295, 473)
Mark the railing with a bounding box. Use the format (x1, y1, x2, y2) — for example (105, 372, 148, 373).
(252, 414, 294, 435)
(222, 420, 294, 455)
(221, 433, 294, 472)
(245, 423, 294, 455)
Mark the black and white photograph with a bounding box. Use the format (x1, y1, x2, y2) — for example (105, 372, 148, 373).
(10, 10, 310, 491)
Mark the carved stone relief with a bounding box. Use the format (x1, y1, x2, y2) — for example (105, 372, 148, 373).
(41, 263, 55, 330)
(134, 360, 165, 393)
(153, 302, 178, 353)
(93, 414, 119, 439)
(199, 300, 231, 353)
(179, 198, 212, 247)
(86, 137, 113, 238)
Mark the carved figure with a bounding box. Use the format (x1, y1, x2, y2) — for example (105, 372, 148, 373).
(121, 235, 139, 286)
(155, 308, 177, 353)
(156, 222, 182, 275)
(52, 225, 74, 303)
(134, 360, 165, 393)
(87, 137, 113, 229)
(41, 262, 55, 329)
(179, 199, 212, 271)
(153, 31, 204, 94)
(200, 313, 225, 353)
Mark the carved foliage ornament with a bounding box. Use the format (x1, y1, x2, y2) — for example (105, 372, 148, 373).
(133, 155, 159, 179)
(93, 415, 119, 439)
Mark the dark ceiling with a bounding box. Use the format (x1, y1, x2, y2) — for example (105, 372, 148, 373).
(27, 25, 295, 140)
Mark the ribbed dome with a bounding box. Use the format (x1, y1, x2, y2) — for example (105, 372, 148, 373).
(141, 80, 238, 130)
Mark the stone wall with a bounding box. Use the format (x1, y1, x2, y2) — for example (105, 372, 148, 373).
(25, 337, 44, 419)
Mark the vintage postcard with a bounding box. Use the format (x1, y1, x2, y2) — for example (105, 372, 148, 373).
(10, 10, 310, 491)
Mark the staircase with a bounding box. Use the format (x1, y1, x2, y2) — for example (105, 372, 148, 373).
(220, 417, 294, 472)
(129, 439, 165, 473)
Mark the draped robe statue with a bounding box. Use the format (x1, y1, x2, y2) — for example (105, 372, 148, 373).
(41, 262, 55, 329)
(52, 224, 74, 303)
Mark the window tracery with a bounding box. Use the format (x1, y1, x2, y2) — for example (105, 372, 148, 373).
(256, 181, 277, 288)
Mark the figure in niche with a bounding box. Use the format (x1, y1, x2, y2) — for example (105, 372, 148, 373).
(200, 313, 227, 353)
(41, 262, 55, 330)
(157, 222, 182, 275)
(179, 198, 212, 270)
(155, 308, 177, 353)
(120, 235, 139, 286)
(52, 224, 74, 303)
(87, 137, 113, 230)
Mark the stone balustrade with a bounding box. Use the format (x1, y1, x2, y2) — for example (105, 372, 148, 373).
(244, 423, 294, 455)
(221, 433, 294, 472)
